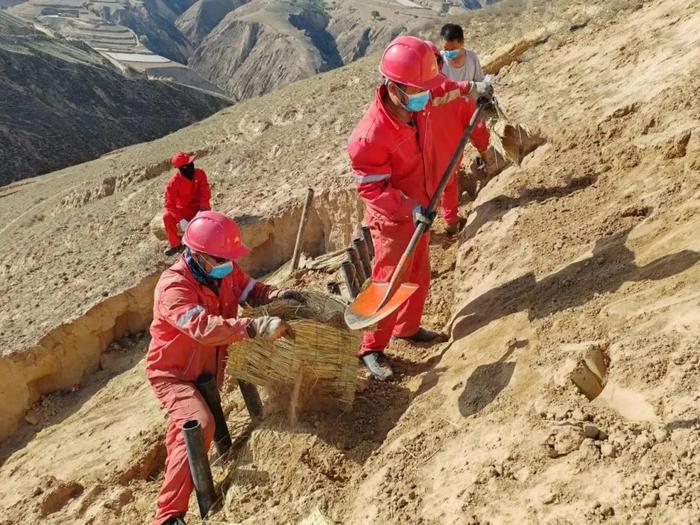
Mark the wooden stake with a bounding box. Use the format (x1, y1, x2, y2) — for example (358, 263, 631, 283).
(291, 188, 314, 271)
(341, 260, 358, 299)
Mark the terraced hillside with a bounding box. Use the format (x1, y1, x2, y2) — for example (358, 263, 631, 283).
(0, 10, 229, 183)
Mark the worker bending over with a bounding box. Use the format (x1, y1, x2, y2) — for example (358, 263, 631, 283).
(147, 211, 303, 525)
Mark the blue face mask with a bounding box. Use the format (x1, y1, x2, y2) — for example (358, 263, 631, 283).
(207, 261, 233, 279)
(394, 84, 431, 112)
(442, 49, 461, 60)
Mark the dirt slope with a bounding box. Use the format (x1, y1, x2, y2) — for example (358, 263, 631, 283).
(0, 0, 699, 523)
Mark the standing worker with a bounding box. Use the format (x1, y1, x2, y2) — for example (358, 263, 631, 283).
(347, 36, 492, 380)
(440, 23, 485, 83)
(425, 40, 491, 235)
(162, 152, 212, 256)
(147, 210, 303, 525)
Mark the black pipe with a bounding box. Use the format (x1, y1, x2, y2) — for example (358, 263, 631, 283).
(238, 380, 263, 421)
(345, 246, 366, 284)
(183, 419, 217, 518)
(196, 373, 232, 457)
(353, 237, 372, 278)
(341, 260, 358, 299)
(361, 225, 374, 260)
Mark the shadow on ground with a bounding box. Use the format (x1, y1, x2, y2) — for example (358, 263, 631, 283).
(458, 339, 527, 417)
(451, 227, 700, 341)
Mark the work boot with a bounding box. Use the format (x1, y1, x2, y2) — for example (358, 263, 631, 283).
(397, 328, 443, 344)
(163, 517, 186, 525)
(361, 352, 394, 381)
(163, 245, 184, 256)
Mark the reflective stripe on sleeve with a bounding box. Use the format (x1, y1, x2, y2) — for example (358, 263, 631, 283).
(239, 278, 257, 304)
(176, 305, 205, 328)
(355, 173, 390, 184)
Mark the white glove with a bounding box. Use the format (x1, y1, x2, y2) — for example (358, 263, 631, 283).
(248, 316, 295, 341)
(468, 81, 494, 101)
(179, 219, 189, 231)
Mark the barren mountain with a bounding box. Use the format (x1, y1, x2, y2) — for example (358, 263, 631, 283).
(0, 0, 698, 524)
(185, 0, 444, 101)
(0, 11, 229, 184)
(175, 0, 247, 46)
(5, 0, 488, 103)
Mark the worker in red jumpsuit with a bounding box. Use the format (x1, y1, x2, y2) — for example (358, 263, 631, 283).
(424, 40, 491, 235)
(347, 36, 493, 380)
(147, 211, 303, 525)
(162, 152, 212, 256)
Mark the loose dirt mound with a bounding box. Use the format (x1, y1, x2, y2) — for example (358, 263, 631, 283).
(1, 0, 699, 523)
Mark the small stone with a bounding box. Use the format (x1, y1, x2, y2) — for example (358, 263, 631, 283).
(600, 505, 614, 517)
(653, 428, 668, 444)
(541, 491, 556, 504)
(583, 423, 601, 439)
(579, 438, 600, 460)
(640, 490, 659, 508)
(571, 408, 585, 421)
(24, 412, 40, 425)
(515, 467, 531, 482)
(600, 443, 616, 458)
(547, 426, 584, 457)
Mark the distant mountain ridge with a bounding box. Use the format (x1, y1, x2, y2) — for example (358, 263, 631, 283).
(5, 0, 495, 102)
(0, 11, 229, 184)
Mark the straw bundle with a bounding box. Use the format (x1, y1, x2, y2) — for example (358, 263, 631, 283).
(301, 248, 347, 272)
(227, 291, 359, 409)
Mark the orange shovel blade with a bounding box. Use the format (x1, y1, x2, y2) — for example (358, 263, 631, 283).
(344, 281, 419, 330)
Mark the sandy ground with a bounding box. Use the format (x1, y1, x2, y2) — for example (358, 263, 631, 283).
(0, 0, 699, 523)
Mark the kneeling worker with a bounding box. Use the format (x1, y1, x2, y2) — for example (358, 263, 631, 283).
(147, 211, 303, 525)
(163, 152, 212, 256)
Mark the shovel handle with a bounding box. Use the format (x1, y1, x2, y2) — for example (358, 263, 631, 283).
(376, 99, 489, 311)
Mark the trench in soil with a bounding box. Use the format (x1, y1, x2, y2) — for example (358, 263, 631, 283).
(0, 188, 363, 446)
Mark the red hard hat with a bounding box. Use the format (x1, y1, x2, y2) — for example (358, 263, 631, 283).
(171, 151, 195, 169)
(379, 36, 444, 91)
(183, 211, 250, 260)
(424, 39, 441, 57)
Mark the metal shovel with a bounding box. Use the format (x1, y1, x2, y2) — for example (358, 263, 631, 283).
(345, 98, 491, 330)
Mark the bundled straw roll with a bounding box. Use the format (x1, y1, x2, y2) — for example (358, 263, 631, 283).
(227, 291, 359, 409)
